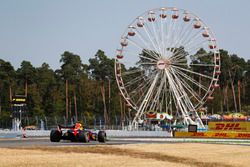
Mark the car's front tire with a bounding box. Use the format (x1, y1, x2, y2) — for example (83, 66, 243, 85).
(98, 131, 106, 143)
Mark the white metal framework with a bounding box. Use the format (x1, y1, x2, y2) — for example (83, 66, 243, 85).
(115, 7, 221, 129)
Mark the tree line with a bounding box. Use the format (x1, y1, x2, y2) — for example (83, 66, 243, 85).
(0, 50, 123, 126)
(0, 49, 249, 127)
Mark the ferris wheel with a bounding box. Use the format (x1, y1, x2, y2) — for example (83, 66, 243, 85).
(115, 7, 221, 129)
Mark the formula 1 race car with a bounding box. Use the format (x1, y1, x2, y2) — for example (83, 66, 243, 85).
(50, 122, 106, 143)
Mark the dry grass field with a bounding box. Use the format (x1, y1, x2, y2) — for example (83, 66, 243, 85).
(0, 143, 249, 167)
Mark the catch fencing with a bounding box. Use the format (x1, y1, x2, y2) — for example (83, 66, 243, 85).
(0, 116, 172, 132)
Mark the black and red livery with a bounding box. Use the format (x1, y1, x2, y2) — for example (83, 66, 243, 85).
(50, 122, 106, 143)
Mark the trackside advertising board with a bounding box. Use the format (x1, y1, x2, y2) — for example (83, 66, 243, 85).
(175, 131, 250, 139)
(208, 122, 250, 132)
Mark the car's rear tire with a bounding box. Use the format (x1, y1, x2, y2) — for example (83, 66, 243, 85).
(78, 131, 89, 143)
(98, 131, 106, 143)
(50, 130, 61, 142)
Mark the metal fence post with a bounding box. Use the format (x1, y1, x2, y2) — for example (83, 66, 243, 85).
(44, 116, 48, 130)
(63, 116, 66, 126)
(35, 116, 38, 128)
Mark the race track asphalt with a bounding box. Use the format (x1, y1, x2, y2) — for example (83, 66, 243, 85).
(0, 137, 169, 148)
(0, 137, 250, 148)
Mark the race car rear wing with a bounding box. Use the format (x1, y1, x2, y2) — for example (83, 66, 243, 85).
(57, 124, 75, 130)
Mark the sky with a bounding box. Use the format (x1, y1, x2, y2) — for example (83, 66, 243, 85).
(0, 0, 249, 70)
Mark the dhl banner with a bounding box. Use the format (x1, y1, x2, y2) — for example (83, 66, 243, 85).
(175, 131, 250, 139)
(208, 122, 250, 132)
